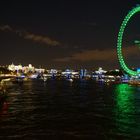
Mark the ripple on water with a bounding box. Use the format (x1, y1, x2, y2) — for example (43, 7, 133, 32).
(0, 81, 139, 139)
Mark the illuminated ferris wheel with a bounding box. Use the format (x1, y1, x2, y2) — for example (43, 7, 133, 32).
(117, 6, 140, 76)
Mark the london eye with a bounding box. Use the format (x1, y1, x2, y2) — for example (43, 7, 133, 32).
(117, 6, 140, 76)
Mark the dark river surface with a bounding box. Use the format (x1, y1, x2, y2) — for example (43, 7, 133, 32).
(0, 79, 140, 140)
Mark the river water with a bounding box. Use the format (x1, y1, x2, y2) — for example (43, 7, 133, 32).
(0, 79, 140, 139)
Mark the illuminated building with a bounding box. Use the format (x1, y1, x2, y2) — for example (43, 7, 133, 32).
(8, 63, 22, 71)
(61, 69, 79, 78)
(35, 68, 45, 73)
(8, 63, 35, 73)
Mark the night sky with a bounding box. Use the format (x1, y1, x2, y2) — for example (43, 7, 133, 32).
(0, 1, 140, 70)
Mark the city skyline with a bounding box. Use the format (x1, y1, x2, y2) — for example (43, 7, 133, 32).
(0, 1, 140, 69)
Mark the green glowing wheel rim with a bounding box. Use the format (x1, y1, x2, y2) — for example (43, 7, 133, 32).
(117, 6, 140, 76)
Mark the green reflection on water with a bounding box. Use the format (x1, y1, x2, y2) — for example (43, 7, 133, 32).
(114, 84, 136, 135)
(115, 84, 135, 114)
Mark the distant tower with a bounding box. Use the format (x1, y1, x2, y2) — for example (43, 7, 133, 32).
(80, 69, 87, 79)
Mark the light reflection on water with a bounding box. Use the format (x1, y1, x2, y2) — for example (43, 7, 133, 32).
(114, 84, 140, 138)
(0, 81, 140, 139)
(115, 84, 135, 117)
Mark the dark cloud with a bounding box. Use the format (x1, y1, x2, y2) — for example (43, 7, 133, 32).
(0, 25, 61, 46)
(23, 32, 60, 46)
(0, 25, 13, 31)
(54, 46, 139, 62)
